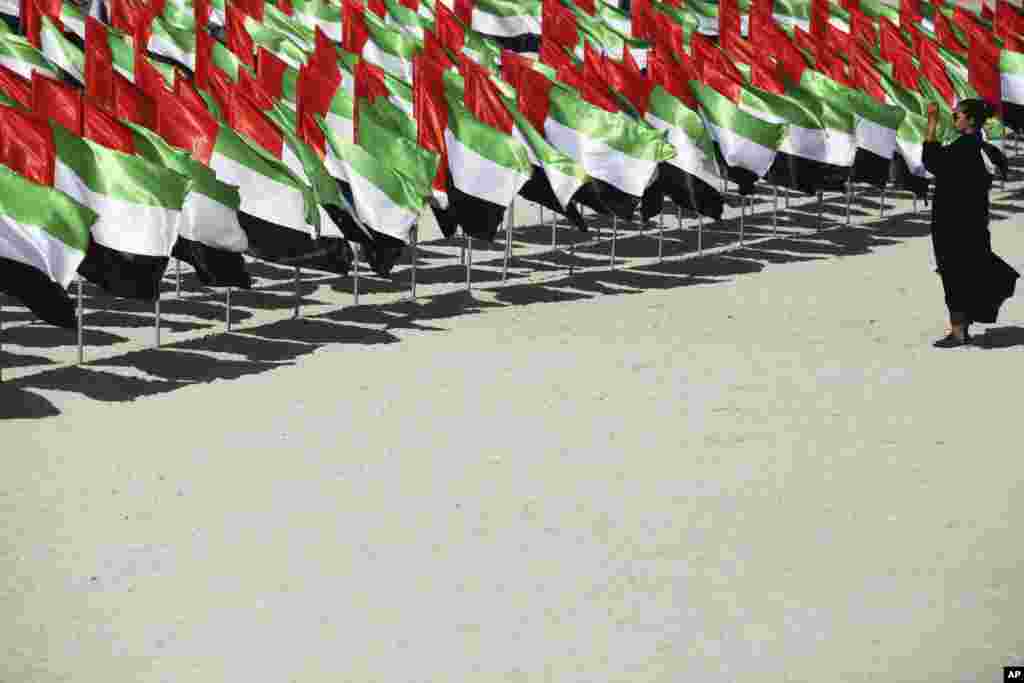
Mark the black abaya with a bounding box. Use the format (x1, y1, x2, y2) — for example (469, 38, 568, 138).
(921, 133, 1019, 323)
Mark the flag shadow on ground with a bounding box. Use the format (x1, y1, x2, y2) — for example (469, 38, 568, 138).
(6, 365, 184, 404)
(384, 262, 516, 287)
(974, 325, 1024, 349)
(236, 318, 400, 346)
(338, 289, 507, 330)
(864, 213, 933, 238)
(327, 270, 413, 297)
(639, 253, 766, 279)
(0, 349, 54, 369)
(0, 384, 60, 419)
(2, 322, 128, 348)
(79, 310, 214, 334)
(536, 269, 723, 298)
(221, 281, 330, 312)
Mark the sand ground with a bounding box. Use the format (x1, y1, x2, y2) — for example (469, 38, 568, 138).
(2, 163, 1024, 682)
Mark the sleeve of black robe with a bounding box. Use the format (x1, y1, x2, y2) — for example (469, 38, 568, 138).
(921, 140, 947, 178)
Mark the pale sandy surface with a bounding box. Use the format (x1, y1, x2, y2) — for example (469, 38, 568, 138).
(3, 166, 1024, 683)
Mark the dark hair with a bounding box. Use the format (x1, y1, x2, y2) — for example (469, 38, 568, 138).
(959, 98, 995, 128)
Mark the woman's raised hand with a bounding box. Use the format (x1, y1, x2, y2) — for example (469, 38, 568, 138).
(927, 102, 939, 120)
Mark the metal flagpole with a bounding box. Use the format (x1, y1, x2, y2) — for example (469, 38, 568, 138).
(657, 209, 665, 262)
(225, 287, 232, 332)
(353, 243, 360, 305)
(677, 204, 682, 252)
(569, 205, 577, 277)
(773, 183, 779, 236)
(466, 233, 472, 291)
(846, 181, 853, 225)
(610, 214, 617, 269)
(548, 207, 556, 250)
(816, 189, 823, 231)
(175, 258, 181, 297)
(154, 294, 161, 348)
(502, 207, 513, 283)
(1, 297, 4, 383)
(76, 277, 84, 364)
(1000, 136, 1006, 190)
(293, 266, 301, 318)
(739, 195, 746, 246)
(698, 211, 704, 256)
(879, 184, 886, 217)
(410, 225, 418, 300)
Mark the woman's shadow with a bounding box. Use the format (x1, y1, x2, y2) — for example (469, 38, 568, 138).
(974, 325, 1024, 349)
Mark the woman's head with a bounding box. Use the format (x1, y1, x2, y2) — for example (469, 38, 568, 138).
(954, 99, 995, 133)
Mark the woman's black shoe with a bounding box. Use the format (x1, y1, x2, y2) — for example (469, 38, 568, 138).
(933, 333, 969, 348)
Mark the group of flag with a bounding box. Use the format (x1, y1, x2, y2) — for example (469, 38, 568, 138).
(0, 0, 1020, 330)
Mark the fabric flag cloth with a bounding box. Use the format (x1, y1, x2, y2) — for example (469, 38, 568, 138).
(292, 0, 343, 42)
(441, 79, 533, 240)
(1000, 47, 1024, 133)
(521, 71, 674, 217)
(0, 27, 60, 80)
(209, 120, 352, 274)
(458, 53, 592, 227)
(126, 118, 253, 288)
(692, 77, 787, 195)
(799, 67, 905, 189)
(45, 121, 191, 300)
(457, 0, 542, 54)
(318, 113, 429, 250)
(0, 161, 95, 328)
(738, 84, 840, 196)
(640, 47, 724, 220)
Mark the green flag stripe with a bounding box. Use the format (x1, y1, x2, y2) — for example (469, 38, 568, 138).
(0, 162, 95, 253)
(546, 86, 675, 163)
(51, 124, 189, 209)
(693, 83, 787, 150)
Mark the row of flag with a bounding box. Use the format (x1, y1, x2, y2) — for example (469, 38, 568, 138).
(0, 0, 1020, 330)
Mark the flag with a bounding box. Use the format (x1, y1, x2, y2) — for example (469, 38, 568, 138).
(1001, 46, 1024, 132)
(694, 66, 787, 194)
(0, 161, 95, 328)
(126, 114, 252, 288)
(439, 72, 532, 240)
(522, 65, 674, 215)
(208, 119, 351, 272)
(10, 111, 192, 300)
(0, 26, 59, 80)
(640, 45, 723, 219)
(460, 0, 541, 53)
(292, 0, 343, 41)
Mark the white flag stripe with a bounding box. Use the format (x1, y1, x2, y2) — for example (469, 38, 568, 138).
(646, 113, 721, 187)
(855, 115, 898, 160)
(40, 26, 83, 82)
(470, 8, 541, 37)
(897, 138, 931, 178)
(1002, 71, 1024, 106)
(344, 159, 419, 243)
(210, 152, 311, 233)
(361, 41, 412, 82)
(325, 111, 354, 145)
(55, 161, 180, 257)
(545, 117, 659, 197)
(0, 215, 85, 289)
(445, 128, 531, 207)
(179, 191, 249, 252)
(705, 120, 778, 179)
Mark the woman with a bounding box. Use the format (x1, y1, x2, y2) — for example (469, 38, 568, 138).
(923, 99, 1019, 348)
